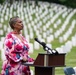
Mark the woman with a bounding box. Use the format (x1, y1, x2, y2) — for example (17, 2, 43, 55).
(1, 16, 34, 75)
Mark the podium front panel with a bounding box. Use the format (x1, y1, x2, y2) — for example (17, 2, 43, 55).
(34, 54, 44, 66)
(48, 54, 65, 66)
(34, 53, 65, 67)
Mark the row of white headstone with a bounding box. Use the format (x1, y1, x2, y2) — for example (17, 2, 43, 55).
(56, 33, 76, 54)
(0, 1, 76, 61)
(0, 2, 75, 41)
(1, 33, 76, 61)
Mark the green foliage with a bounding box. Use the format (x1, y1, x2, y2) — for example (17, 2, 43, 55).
(59, 0, 76, 8)
(46, 0, 76, 8)
(59, 0, 66, 2)
(0, 0, 5, 4)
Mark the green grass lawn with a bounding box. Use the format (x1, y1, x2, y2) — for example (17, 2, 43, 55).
(0, 47, 76, 75)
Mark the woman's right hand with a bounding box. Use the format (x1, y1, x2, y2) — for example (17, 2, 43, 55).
(22, 56, 28, 62)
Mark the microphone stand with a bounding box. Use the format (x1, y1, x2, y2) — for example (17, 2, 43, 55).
(34, 38, 59, 54)
(43, 46, 53, 54)
(43, 46, 59, 55)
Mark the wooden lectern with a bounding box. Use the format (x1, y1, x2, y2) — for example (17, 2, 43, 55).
(23, 53, 66, 75)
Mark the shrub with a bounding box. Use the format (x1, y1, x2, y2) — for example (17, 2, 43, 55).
(0, 0, 5, 4)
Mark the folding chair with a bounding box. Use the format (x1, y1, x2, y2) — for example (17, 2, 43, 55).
(64, 67, 75, 75)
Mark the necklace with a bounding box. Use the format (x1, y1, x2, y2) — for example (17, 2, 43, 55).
(12, 31, 21, 34)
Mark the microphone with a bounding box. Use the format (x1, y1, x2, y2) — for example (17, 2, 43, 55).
(34, 38, 53, 53)
(34, 38, 46, 47)
(34, 38, 43, 46)
(34, 38, 59, 54)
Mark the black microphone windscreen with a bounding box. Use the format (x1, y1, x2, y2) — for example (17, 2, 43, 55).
(34, 38, 38, 41)
(41, 42, 46, 46)
(34, 38, 42, 45)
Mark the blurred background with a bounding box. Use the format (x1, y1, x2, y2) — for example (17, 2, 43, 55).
(0, 0, 76, 75)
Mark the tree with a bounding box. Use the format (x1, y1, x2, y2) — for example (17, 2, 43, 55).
(0, 0, 5, 4)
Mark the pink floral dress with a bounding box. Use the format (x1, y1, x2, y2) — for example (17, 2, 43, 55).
(1, 32, 34, 75)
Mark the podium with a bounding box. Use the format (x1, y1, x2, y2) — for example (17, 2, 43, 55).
(23, 53, 66, 75)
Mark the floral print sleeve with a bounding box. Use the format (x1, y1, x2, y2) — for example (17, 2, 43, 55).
(5, 36, 23, 62)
